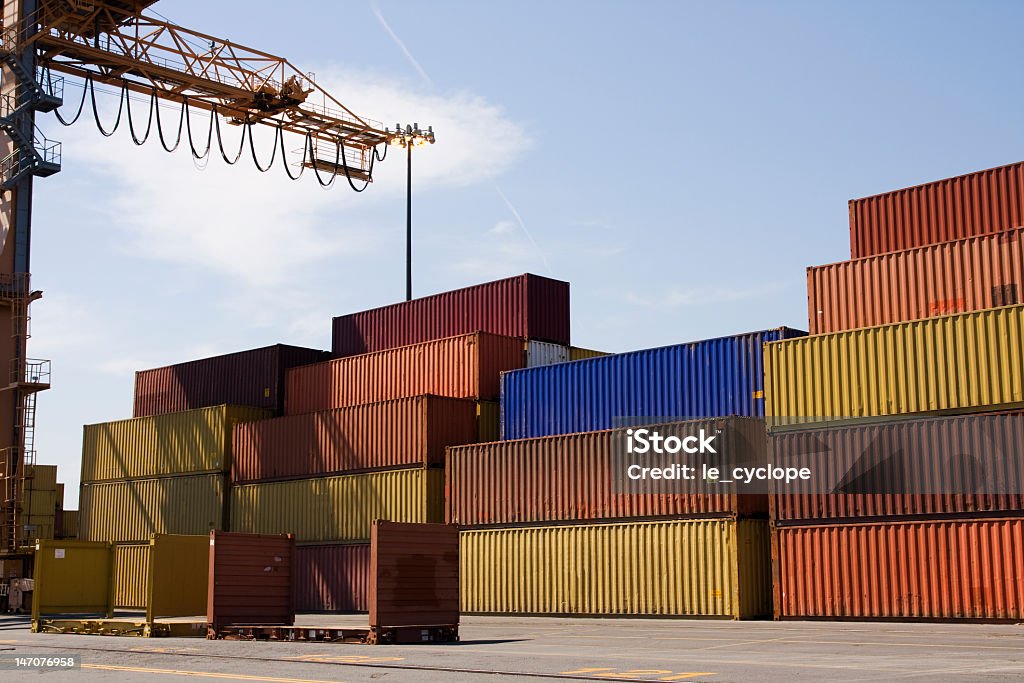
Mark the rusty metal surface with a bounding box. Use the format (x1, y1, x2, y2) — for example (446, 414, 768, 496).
(285, 332, 525, 415)
(447, 417, 767, 527)
(773, 518, 1024, 620)
(369, 521, 459, 629)
(294, 543, 369, 613)
(850, 160, 1024, 258)
(232, 396, 477, 484)
(207, 531, 295, 632)
(809, 229, 1023, 334)
(133, 345, 329, 417)
(331, 273, 569, 356)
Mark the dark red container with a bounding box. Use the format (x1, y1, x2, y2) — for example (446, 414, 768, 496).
(232, 396, 478, 484)
(285, 332, 524, 415)
(207, 531, 295, 633)
(331, 273, 570, 356)
(134, 345, 329, 417)
(295, 544, 370, 613)
(849, 160, 1024, 258)
(769, 413, 1024, 524)
(370, 521, 459, 629)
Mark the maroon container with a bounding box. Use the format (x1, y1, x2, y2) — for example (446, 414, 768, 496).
(134, 345, 329, 417)
(370, 521, 459, 629)
(207, 531, 295, 633)
(769, 412, 1024, 524)
(232, 396, 478, 484)
(849, 160, 1024, 258)
(331, 273, 569, 356)
(295, 544, 370, 612)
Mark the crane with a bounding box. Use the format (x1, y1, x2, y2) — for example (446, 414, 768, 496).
(0, 0, 393, 553)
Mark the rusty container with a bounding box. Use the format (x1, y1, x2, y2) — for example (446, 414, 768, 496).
(207, 531, 295, 632)
(849, 160, 1024, 258)
(332, 273, 569, 356)
(294, 543, 370, 612)
(809, 229, 1024, 334)
(370, 521, 459, 628)
(285, 332, 524, 415)
(773, 518, 1024, 620)
(134, 344, 329, 417)
(232, 396, 477, 484)
(447, 417, 767, 527)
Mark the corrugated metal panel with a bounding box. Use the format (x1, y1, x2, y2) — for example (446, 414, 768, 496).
(501, 328, 806, 440)
(134, 345, 329, 417)
(809, 229, 1024, 334)
(57, 510, 79, 539)
(232, 396, 477, 484)
(460, 519, 770, 618)
(765, 304, 1024, 423)
(286, 332, 525, 415)
(26, 464, 57, 490)
(294, 543, 370, 612)
(476, 401, 500, 443)
(230, 469, 444, 543)
(83, 405, 271, 483)
(447, 417, 767, 527)
(32, 540, 114, 618)
(769, 413, 1024, 523)
(208, 531, 295, 630)
(525, 341, 570, 367)
(569, 346, 610, 361)
(113, 543, 150, 608)
(370, 521, 459, 628)
(850, 161, 1024, 259)
(79, 474, 226, 543)
(773, 518, 1024, 620)
(332, 273, 570, 356)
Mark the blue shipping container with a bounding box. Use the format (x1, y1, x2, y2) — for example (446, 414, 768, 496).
(500, 328, 806, 439)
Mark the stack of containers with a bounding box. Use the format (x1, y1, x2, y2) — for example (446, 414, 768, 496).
(78, 344, 327, 607)
(22, 465, 58, 542)
(451, 327, 805, 619)
(765, 161, 1024, 621)
(231, 274, 569, 612)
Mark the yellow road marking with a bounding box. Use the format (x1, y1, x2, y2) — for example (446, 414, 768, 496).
(660, 675, 716, 681)
(82, 663, 348, 683)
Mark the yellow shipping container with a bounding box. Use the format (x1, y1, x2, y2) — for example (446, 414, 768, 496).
(230, 468, 443, 542)
(26, 489, 57, 517)
(113, 543, 150, 609)
(569, 346, 610, 361)
(79, 473, 225, 542)
(765, 303, 1024, 424)
(460, 519, 771, 618)
(81, 405, 271, 483)
(26, 465, 58, 491)
(477, 401, 500, 443)
(24, 514, 54, 542)
(58, 510, 79, 539)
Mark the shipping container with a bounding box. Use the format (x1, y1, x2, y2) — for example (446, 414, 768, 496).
(79, 474, 226, 543)
(208, 531, 295, 631)
(230, 469, 443, 543)
(232, 396, 477, 484)
(461, 519, 770, 618)
(113, 543, 150, 609)
(525, 341, 570, 367)
(447, 417, 767, 527)
(286, 332, 524, 415)
(765, 304, 1024, 425)
(501, 328, 806, 440)
(56, 510, 79, 539)
(809, 229, 1024, 334)
(769, 413, 1024, 523)
(82, 405, 270, 483)
(850, 160, 1024, 259)
(773, 518, 1024, 620)
(370, 521, 459, 629)
(477, 401, 500, 443)
(295, 543, 370, 612)
(332, 273, 570, 356)
(569, 346, 610, 361)
(26, 464, 57, 491)
(133, 344, 329, 417)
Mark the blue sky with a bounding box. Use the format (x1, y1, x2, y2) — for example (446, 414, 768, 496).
(31, 1, 1024, 506)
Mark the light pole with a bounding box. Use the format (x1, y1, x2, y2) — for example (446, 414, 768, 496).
(385, 123, 435, 301)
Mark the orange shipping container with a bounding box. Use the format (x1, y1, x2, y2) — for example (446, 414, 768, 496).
(773, 518, 1024, 620)
(809, 229, 1023, 334)
(285, 333, 524, 415)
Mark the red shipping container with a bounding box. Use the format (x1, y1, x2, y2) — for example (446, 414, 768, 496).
(809, 229, 1024, 334)
(769, 413, 1024, 524)
(332, 273, 570, 356)
(294, 544, 370, 612)
(232, 396, 478, 484)
(773, 518, 1024, 620)
(285, 332, 524, 415)
(207, 531, 295, 633)
(850, 160, 1024, 258)
(134, 345, 329, 417)
(446, 417, 767, 527)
